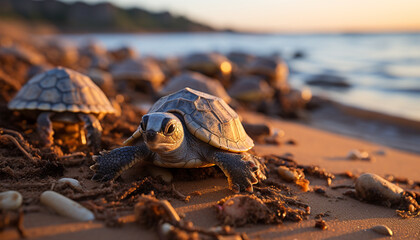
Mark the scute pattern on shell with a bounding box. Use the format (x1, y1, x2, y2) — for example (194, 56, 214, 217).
(149, 88, 253, 152)
(8, 67, 115, 114)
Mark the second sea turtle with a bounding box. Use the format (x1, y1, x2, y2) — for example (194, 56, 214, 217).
(8, 67, 115, 152)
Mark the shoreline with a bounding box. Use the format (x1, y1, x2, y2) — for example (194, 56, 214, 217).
(306, 98, 420, 154)
(46, 30, 420, 36)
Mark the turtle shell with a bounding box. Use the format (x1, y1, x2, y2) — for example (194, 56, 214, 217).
(8, 67, 115, 114)
(149, 87, 253, 152)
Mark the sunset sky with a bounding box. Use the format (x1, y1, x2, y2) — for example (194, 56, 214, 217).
(62, 0, 420, 32)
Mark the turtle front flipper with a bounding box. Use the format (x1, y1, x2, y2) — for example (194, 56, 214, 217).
(37, 112, 54, 147)
(212, 152, 266, 193)
(90, 144, 152, 181)
(78, 113, 102, 153)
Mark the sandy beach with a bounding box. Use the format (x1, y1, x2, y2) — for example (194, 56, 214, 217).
(1, 109, 419, 240)
(1, 16, 420, 240)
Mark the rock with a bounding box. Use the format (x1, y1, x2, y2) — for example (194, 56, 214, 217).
(306, 74, 351, 88)
(57, 178, 83, 191)
(374, 149, 386, 156)
(110, 58, 165, 93)
(159, 222, 175, 236)
(355, 173, 404, 207)
(0, 191, 23, 210)
(292, 50, 305, 59)
(242, 122, 271, 140)
(277, 166, 301, 182)
(371, 225, 393, 236)
(216, 195, 272, 226)
(180, 53, 232, 86)
(244, 56, 289, 87)
(277, 166, 309, 191)
(160, 71, 231, 103)
(227, 51, 255, 68)
(40, 191, 94, 221)
(314, 219, 328, 230)
(346, 149, 372, 161)
(109, 46, 138, 62)
(228, 75, 274, 102)
(87, 68, 115, 97)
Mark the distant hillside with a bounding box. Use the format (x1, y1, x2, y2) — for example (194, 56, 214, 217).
(0, 0, 215, 33)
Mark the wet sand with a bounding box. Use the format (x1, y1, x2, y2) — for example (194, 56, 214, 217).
(309, 100, 420, 154)
(1, 110, 419, 240)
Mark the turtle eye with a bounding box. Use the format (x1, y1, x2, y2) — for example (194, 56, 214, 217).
(141, 116, 149, 131)
(165, 124, 175, 135)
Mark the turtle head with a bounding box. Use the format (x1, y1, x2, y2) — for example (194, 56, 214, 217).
(125, 112, 184, 153)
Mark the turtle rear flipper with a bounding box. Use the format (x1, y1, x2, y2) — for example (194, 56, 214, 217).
(79, 113, 102, 153)
(212, 152, 266, 193)
(37, 112, 54, 146)
(91, 144, 152, 181)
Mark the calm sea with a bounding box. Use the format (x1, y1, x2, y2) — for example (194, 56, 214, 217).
(60, 32, 420, 122)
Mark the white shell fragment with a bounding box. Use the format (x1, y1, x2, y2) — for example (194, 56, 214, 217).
(159, 222, 175, 236)
(371, 225, 393, 236)
(346, 149, 371, 160)
(277, 166, 300, 182)
(0, 191, 23, 210)
(355, 173, 404, 206)
(40, 191, 94, 221)
(57, 178, 83, 191)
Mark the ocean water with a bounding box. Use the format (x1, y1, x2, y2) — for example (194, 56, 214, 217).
(60, 32, 420, 122)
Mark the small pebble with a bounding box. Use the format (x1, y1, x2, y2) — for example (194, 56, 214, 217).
(264, 129, 285, 145)
(159, 222, 174, 236)
(209, 225, 232, 234)
(371, 225, 393, 236)
(242, 122, 271, 138)
(314, 187, 326, 194)
(57, 178, 83, 191)
(217, 235, 242, 240)
(40, 191, 94, 221)
(346, 149, 371, 161)
(277, 166, 300, 182)
(285, 139, 297, 145)
(374, 149, 386, 156)
(315, 219, 328, 230)
(355, 173, 404, 206)
(408, 204, 415, 213)
(327, 177, 332, 186)
(0, 191, 23, 210)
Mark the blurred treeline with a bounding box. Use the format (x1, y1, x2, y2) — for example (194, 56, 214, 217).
(0, 0, 214, 33)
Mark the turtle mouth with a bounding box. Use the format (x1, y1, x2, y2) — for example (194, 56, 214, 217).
(146, 142, 176, 152)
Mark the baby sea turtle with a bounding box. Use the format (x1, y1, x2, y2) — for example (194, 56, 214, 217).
(91, 88, 266, 192)
(8, 67, 115, 152)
